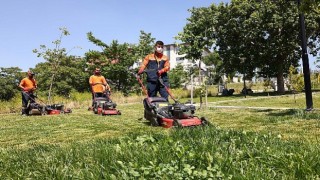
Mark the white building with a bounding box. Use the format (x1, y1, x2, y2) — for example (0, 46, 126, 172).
(163, 43, 210, 71)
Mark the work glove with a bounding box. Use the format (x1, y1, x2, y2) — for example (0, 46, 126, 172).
(137, 68, 144, 75)
(157, 69, 165, 77)
(105, 90, 110, 96)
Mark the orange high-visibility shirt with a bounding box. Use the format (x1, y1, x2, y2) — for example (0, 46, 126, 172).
(140, 53, 170, 73)
(89, 75, 107, 93)
(20, 77, 37, 92)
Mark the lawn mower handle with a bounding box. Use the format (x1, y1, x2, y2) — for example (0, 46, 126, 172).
(91, 83, 113, 100)
(127, 71, 149, 97)
(158, 78, 178, 103)
(21, 91, 47, 106)
(136, 69, 178, 103)
(136, 74, 149, 97)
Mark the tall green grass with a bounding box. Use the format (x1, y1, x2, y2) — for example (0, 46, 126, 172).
(1, 91, 320, 179)
(0, 126, 319, 179)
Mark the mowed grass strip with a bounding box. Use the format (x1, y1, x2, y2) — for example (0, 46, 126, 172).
(208, 92, 320, 109)
(200, 107, 320, 142)
(0, 103, 166, 149)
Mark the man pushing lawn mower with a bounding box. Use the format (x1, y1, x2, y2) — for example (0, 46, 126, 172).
(89, 68, 120, 115)
(137, 40, 170, 101)
(19, 70, 71, 115)
(89, 68, 111, 107)
(19, 70, 38, 116)
(137, 41, 209, 128)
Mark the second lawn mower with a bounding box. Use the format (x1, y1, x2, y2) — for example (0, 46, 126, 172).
(91, 84, 121, 116)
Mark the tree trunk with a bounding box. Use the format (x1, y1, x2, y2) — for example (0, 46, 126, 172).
(198, 58, 202, 84)
(277, 70, 285, 94)
(48, 73, 56, 105)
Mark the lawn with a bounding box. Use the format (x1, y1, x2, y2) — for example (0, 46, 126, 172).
(0, 93, 319, 179)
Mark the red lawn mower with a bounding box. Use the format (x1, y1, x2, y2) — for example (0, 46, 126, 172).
(136, 72, 209, 128)
(24, 92, 72, 115)
(91, 84, 121, 116)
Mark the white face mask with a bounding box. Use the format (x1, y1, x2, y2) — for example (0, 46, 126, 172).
(156, 47, 163, 53)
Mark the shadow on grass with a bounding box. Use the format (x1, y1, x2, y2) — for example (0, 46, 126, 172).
(258, 108, 320, 121)
(253, 109, 275, 113)
(212, 90, 306, 98)
(266, 109, 298, 116)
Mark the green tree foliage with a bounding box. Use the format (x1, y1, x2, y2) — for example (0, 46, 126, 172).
(33, 56, 88, 97)
(136, 30, 155, 59)
(175, 6, 217, 83)
(176, 4, 221, 85)
(85, 30, 157, 95)
(85, 33, 138, 95)
(169, 64, 188, 88)
(103, 41, 137, 94)
(177, 0, 320, 94)
(33, 27, 86, 102)
(202, 52, 224, 84)
(300, 0, 320, 13)
(288, 65, 304, 92)
(213, 0, 303, 93)
(0, 67, 23, 101)
(176, 7, 215, 61)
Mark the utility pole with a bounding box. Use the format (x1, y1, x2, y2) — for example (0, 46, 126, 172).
(241, 57, 247, 98)
(191, 74, 194, 104)
(298, 0, 313, 111)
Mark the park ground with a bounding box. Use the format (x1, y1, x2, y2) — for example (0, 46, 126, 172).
(0, 91, 319, 179)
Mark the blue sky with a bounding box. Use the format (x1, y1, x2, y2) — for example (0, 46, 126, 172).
(0, 0, 229, 71)
(0, 0, 316, 71)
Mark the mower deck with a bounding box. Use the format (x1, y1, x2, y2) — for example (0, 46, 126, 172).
(27, 103, 72, 116)
(161, 117, 205, 128)
(92, 95, 121, 116)
(143, 97, 209, 128)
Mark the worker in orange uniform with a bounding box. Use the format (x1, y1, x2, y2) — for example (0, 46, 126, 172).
(137, 40, 170, 101)
(89, 68, 110, 107)
(19, 70, 37, 116)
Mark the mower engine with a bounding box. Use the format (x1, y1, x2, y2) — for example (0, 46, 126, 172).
(143, 97, 208, 128)
(143, 97, 169, 126)
(100, 100, 121, 115)
(93, 97, 107, 114)
(169, 103, 195, 119)
(47, 104, 64, 111)
(28, 102, 45, 115)
(92, 96, 121, 115)
(103, 101, 117, 110)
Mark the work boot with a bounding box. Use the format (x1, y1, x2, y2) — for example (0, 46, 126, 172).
(21, 107, 28, 116)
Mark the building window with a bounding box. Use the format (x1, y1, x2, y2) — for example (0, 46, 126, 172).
(166, 47, 170, 57)
(176, 57, 184, 63)
(175, 46, 180, 53)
